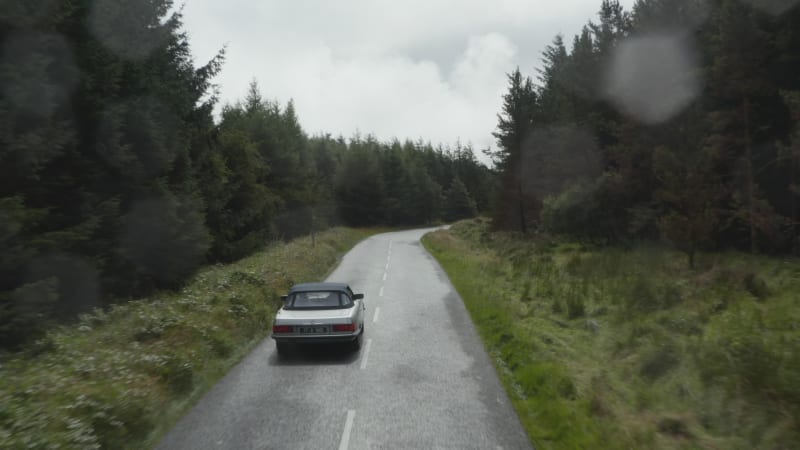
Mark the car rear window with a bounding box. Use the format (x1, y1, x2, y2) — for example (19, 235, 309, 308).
(286, 291, 352, 310)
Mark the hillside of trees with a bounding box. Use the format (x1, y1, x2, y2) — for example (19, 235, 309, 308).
(0, 0, 490, 350)
(490, 0, 799, 266)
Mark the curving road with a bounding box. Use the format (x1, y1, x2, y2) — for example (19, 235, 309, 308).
(157, 228, 532, 450)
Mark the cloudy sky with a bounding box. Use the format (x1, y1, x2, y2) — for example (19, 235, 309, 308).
(181, 0, 634, 161)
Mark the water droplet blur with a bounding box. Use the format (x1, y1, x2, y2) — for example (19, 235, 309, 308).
(604, 33, 700, 125)
(0, 32, 79, 116)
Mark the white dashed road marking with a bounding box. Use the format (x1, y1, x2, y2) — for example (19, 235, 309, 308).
(373, 307, 380, 323)
(360, 339, 372, 370)
(338, 410, 356, 450)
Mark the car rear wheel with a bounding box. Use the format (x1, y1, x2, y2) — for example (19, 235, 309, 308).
(276, 341, 289, 356)
(351, 325, 364, 352)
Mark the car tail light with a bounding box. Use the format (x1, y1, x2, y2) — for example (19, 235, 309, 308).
(333, 323, 356, 332)
(272, 325, 292, 333)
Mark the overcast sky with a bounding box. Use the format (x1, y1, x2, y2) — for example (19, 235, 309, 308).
(181, 0, 634, 162)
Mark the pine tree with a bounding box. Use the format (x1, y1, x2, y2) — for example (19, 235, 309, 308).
(705, 0, 786, 252)
(451, 143, 493, 213)
(443, 178, 478, 222)
(491, 69, 539, 233)
(537, 35, 572, 121)
(402, 162, 443, 225)
(335, 139, 385, 226)
(651, 104, 723, 268)
(591, 0, 631, 56)
(0, 0, 223, 348)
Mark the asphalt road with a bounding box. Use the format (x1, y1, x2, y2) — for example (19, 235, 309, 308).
(157, 228, 532, 450)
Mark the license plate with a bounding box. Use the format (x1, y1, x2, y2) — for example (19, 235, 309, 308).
(296, 326, 329, 334)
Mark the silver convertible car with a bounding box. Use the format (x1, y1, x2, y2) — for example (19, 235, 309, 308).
(271, 282, 365, 356)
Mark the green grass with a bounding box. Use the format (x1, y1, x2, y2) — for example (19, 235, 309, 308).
(0, 227, 380, 449)
(423, 218, 800, 450)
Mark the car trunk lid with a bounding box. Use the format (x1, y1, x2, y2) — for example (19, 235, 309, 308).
(275, 308, 353, 325)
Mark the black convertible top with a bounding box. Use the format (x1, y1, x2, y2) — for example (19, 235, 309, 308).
(288, 282, 352, 295)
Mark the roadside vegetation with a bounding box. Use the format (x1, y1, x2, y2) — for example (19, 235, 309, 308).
(424, 218, 800, 450)
(0, 227, 376, 449)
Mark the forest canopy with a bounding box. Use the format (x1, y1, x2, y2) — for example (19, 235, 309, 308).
(489, 0, 800, 267)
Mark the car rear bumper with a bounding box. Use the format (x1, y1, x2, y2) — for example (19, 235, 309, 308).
(271, 330, 361, 344)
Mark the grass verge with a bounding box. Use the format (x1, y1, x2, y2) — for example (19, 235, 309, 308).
(423, 218, 800, 450)
(0, 227, 379, 449)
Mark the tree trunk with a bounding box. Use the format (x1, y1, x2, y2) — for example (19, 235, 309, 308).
(517, 182, 527, 234)
(743, 97, 757, 253)
(792, 148, 797, 244)
(310, 208, 316, 248)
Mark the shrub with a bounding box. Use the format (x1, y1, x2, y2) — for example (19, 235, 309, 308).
(141, 354, 194, 395)
(710, 268, 770, 300)
(626, 276, 659, 312)
(93, 393, 152, 448)
(229, 270, 265, 286)
(566, 281, 587, 319)
(60, 390, 153, 449)
(520, 279, 532, 302)
(0, 278, 58, 350)
(658, 315, 702, 335)
(207, 333, 233, 358)
(517, 362, 576, 400)
(567, 296, 586, 319)
(639, 341, 680, 380)
(540, 179, 619, 242)
(657, 417, 692, 437)
(132, 313, 179, 343)
(161, 357, 194, 395)
(743, 273, 770, 299)
(698, 307, 782, 404)
(660, 283, 683, 308)
(564, 253, 583, 275)
(625, 276, 682, 313)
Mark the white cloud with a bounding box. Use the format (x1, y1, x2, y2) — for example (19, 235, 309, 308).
(181, 0, 636, 163)
(453, 33, 517, 104)
(277, 33, 515, 155)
